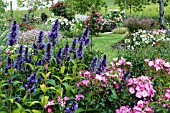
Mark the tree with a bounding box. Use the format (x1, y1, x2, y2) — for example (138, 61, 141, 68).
(114, 0, 149, 16)
(0, 0, 5, 17)
(159, 0, 164, 29)
(65, 0, 104, 14)
(16, 0, 49, 16)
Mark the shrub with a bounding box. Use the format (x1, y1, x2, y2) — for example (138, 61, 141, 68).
(140, 18, 156, 30)
(124, 17, 157, 33)
(112, 27, 128, 34)
(84, 10, 103, 36)
(124, 17, 141, 33)
(49, 1, 74, 20)
(124, 29, 169, 50)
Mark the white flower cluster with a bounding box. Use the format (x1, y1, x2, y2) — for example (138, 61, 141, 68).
(74, 14, 87, 22)
(125, 29, 170, 50)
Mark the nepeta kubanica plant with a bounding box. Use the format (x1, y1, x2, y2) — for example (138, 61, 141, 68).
(0, 20, 103, 112)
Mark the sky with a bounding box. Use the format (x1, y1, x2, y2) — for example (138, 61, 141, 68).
(4, 0, 60, 10)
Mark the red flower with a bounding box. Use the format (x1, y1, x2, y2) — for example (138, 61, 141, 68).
(156, 42, 159, 46)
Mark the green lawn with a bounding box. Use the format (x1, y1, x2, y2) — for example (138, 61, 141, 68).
(92, 33, 123, 62)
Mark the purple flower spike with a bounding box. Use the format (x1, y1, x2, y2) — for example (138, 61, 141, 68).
(7, 21, 19, 46)
(48, 20, 60, 46)
(44, 43, 52, 61)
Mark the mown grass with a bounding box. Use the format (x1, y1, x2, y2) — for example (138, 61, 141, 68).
(92, 33, 123, 62)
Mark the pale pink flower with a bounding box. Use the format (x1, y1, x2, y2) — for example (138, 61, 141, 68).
(148, 61, 154, 67)
(142, 90, 148, 97)
(95, 74, 102, 81)
(129, 87, 135, 94)
(81, 80, 89, 86)
(75, 94, 85, 101)
(136, 91, 142, 98)
(64, 97, 70, 101)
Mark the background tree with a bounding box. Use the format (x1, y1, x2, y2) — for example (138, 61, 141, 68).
(16, 0, 49, 16)
(114, 0, 149, 16)
(65, 0, 104, 14)
(0, 0, 5, 18)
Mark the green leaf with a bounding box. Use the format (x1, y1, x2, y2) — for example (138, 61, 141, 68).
(15, 102, 22, 110)
(24, 63, 34, 71)
(62, 77, 73, 82)
(22, 95, 27, 103)
(8, 98, 14, 103)
(8, 68, 15, 75)
(72, 65, 77, 73)
(13, 81, 22, 86)
(9, 54, 19, 60)
(48, 87, 57, 91)
(12, 108, 20, 113)
(0, 111, 7, 113)
(33, 55, 38, 62)
(29, 101, 40, 107)
(52, 75, 62, 83)
(74, 108, 84, 113)
(0, 83, 10, 88)
(31, 110, 41, 113)
(0, 94, 5, 98)
(40, 72, 51, 80)
(47, 79, 56, 86)
(41, 96, 49, 107)
(40, 84, 47, 93)
(111, 89, 117, 99)
(60, 66, 65, 74)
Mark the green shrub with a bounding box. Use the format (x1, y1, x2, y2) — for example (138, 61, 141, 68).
(118, 41, 170, 77)
(112, 27, 127, 34)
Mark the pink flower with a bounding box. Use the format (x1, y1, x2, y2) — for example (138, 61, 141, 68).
(136, 91, 142, 98)
(127, 78, 134, 86)
(64, 97, 70, 101)
(129, 87, 135, 94)
(81, 80, 89, 86)
(137, 100, 144, 108)
(75, 94, 85, 101)
(95, 74, 102, 81)
(48, 108, 52, 113)
(142, 90, 148, 97)
(148, 61, 154, 67)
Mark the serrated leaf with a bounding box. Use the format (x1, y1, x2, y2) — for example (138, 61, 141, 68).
(40, 84, 47, 93)
(74, 108, 84, 113)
